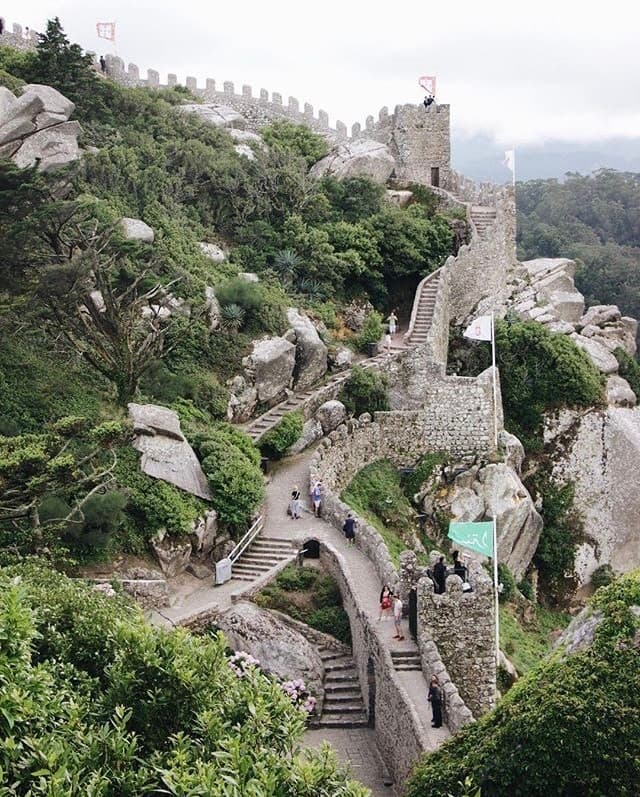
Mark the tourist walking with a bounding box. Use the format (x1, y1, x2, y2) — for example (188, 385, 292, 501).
(289, 485, 302, 519)
(428, 675, 443, 727)
(387, 310, 398, 336)
(433, 555, 447, 594)
(378, 584, 392, 621)
(342, 512, 357, 544)
(392, 594, 405, 640)
(310, 480, 322, 517)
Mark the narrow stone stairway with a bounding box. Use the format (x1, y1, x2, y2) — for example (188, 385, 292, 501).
(231, 536, 294, 582)
(390, 649, 422, 672)
(470, 205, 497, 238)
(406, 271, 441, 346)
(317, 647, 368, 729)
(244, 351, 400, 443)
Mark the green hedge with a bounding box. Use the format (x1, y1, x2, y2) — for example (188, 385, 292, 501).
(258, 411, 303, 459)
(338, 365, 389, 417)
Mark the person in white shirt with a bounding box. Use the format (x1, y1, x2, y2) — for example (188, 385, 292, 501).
(392, 594, 405, 640)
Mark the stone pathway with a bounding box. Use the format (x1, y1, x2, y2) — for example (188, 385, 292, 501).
(304, 727, 393, 796)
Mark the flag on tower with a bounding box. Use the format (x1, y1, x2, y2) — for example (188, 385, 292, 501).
(418, 75, 437, 96)
(96, 22, 116, 41)
(503, 149, 515, 185)
(448, 521, 494, 557)
(463, 315, 492, 341)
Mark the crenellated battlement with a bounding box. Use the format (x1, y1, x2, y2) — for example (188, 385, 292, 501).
(0, 22, 449, 149)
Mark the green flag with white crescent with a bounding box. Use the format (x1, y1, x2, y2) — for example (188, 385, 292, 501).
(448, 521, 495, 557)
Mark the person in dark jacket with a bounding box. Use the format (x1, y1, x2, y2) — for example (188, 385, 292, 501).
(342, 512, 357, 544)
(428, 675, 443, 727)
(433, 556, 447, 594)
(452, 549, 467, 581)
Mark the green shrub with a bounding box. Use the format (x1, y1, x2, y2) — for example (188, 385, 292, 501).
(591, 563, 615, 589)
(407, 572, 640, 797)
(517, 577, 535, 601)
(276, 565, 317, 592)
(613, 347, 640, 396)
(259, 411, 304, 459)
(200, 432, 265, 529)
(401, 452, 446, 501)
(0, 563, 366, 794)
(339, 365, 389, 417)
(498, 563, 517, 603)
(261, 120, 328, 166)
(308, 606, 352, 646)
(355, 310, 384, 352)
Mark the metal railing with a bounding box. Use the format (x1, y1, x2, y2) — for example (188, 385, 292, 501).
(229, 515, 264, 564)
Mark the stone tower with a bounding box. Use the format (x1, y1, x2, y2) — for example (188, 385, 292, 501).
(358, 103, 451, 189)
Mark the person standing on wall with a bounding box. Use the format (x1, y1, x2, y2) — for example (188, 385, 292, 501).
(0, 19, 5, 35)
(100, 55, 107, 73)
(428, 675, 444, 727)
(392, 593, 405, 640)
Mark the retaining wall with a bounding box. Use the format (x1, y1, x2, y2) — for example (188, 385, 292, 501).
(319, 542, 429, 786)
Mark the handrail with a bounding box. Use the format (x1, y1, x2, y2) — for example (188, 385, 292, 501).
(229, 515, 264, 564)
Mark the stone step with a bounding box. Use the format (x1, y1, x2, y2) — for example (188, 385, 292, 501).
(319, 649, 351, 661)
(324, 689, 363, 701)
(318, 714, 368, 728)
(324, 671, 359, 684)
(325, 660, 356, 672)
(325, 682, 361, 694)
(240, 556, 286, 567)
(322, 702, 365, 714)
(391, 651, 421, 661)
(250, 541, 293, 551)
(394, 663, 423, 671)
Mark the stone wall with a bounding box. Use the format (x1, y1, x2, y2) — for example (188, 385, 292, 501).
(417, 559, 496, 717)
(448, 187, 517, 324)
(319, 542, 430, 785)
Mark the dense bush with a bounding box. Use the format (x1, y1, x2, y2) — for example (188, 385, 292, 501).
(355, 310, 384, 352)
(407, 570, 640, 797)
(613, 346, 640, 396)
(197, 427, 265, 529)
(497, 562, 517, 603)
(401, 452, 446, 501)
(261, 120, 328, 166)
(529, 475, 582, 602)
(339, 365, 390, 417)
(591, 563, 615, 589)
(259, 411, 304, 459)
(0, 564, 367, 795)
(255, 565, 352, 645)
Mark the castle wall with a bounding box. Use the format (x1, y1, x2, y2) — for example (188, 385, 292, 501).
(415, 558, 496, 717)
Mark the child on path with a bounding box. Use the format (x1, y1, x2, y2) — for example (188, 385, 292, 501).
(392, 594, 405, 640)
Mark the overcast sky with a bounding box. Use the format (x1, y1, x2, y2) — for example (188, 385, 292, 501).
(5, 0, 640, 144)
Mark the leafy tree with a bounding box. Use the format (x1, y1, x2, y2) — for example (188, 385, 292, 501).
(259, 412, 304, 459)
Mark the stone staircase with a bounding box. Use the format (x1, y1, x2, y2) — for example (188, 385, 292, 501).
(390, 649, 422, 672)
(316, 647, 368, 728)
(406, 271, 441, 346)
(470, 205, 497, 238)
(244, 351, 399, 443)
(231, 536, 295, 582)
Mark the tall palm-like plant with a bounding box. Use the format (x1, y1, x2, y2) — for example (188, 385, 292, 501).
(272, 250, 303, 286)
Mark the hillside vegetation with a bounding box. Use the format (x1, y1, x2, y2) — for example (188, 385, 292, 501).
(517, 170, 640, 324)
(0, 564, 368, 795)
(0, 19, 458, 566)
(406, 570, 640, 797)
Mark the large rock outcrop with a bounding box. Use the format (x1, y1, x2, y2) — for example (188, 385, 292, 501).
(177, 103, 246, 129)
(435, 462, 542, 578)
(310, 139, 395, 184)
(285, 308, 328, 389)
(128, 403, 212, 500)
(216, 602, 324, 699)
(545, 407, 640, 585)
(0, 84, 81, 170)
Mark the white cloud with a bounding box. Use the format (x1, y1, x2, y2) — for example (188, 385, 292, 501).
(3, 0, 639, 143)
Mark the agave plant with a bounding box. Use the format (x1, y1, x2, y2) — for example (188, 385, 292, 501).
(272, 249, 303, 284)
(220, 303, 246, 332)
(297, 277, 325, 303)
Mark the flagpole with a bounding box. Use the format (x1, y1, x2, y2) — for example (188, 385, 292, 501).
(493, 517, 500, 668)
(491, 312, 498, 450)
(511, 147, 516, 187)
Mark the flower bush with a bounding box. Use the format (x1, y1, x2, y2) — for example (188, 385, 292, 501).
(228, 651, 317, 714)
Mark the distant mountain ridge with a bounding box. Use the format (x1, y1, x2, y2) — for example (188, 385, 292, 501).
(452, 132, 640, 182)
